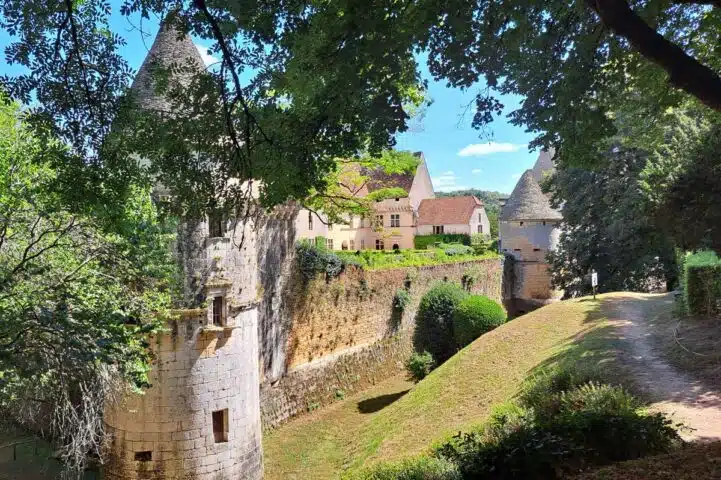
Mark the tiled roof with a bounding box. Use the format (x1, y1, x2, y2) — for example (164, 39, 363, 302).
(500, 170, 562, 221)
(131, 15, 205, 112)
(417, 196, 482, 225)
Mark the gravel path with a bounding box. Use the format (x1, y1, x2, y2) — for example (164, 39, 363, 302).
(609, 293, 721, 442)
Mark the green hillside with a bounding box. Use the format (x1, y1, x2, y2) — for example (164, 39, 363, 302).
(264, 296, 630, 479)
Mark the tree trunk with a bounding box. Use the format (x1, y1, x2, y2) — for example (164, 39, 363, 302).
(587, 0, 721, 113)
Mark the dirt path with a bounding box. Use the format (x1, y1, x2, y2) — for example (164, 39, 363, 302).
(606, 293, 721, 441)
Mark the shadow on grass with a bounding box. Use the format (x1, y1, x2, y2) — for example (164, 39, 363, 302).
(357, 390, 410, 414)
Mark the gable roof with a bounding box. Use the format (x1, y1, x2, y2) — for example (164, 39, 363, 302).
(418, 196, 483, 225)
(131, 16, 205, 112)
(500, 170, 562, 221)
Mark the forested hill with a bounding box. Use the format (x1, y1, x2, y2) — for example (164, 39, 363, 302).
(436, 189, 507, 217)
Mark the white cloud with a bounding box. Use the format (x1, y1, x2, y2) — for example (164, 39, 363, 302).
(195, 44, 220, 67)
(471, 168, 482, 175)
(431, 171, 469, 192)
(457, 142, 525, 157)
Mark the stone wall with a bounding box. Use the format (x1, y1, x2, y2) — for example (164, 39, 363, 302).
(104, 309, 263, 480)
(258, 258, 503, 428)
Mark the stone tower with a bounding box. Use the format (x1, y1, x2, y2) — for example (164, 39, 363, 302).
(103, 18, 264, 480)
(499, 151, 563, 314)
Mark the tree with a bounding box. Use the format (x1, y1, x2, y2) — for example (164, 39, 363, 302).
(641, 113, 721, 253)
(2, 0, 719, 215)
(546, 147, 676, 297)
(0, 99, 176, 475)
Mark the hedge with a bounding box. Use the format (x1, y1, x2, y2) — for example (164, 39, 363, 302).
(683, 250, 721, 316)
(452, 295, 506, 347)
(415, 234, 471, 250)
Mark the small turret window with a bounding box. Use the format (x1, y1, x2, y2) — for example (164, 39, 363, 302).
(212, 409, 229, 443)
(519, 221, 524, 226)
(212, 296, 225, 326)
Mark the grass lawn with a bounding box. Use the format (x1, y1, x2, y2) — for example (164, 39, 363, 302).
(264, 296, 633, 479)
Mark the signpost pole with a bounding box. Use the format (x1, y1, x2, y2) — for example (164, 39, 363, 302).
(591, 269, 598, 300)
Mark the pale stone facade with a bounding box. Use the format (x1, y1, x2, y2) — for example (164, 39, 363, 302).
(499, 151, 563, 314)
(295, 158, 436, 250)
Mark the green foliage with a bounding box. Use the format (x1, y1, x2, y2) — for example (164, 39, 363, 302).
(335, 249, 498, 271)
(295, 240, 352, 281)
(343, 456, 460, 480)
(393, 288, 411, 312)
(438, 243, 473, 257)
(366, 187, 409, 203)
(414, 234, 471, 250)
(335, 389, 346, 400)
(414, 282, 468, 362)
(452, 295, 506, 348)
(547, 147, 676, 297)
(406, 351, 436, 382)
(436, 369, 681, 479)
(0, 100, 175, 473)
(682, 250, 721, 316)
(315, 236, 327, 250)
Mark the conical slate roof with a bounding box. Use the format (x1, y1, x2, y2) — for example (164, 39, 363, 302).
(500, 170, 562, 221)
(531, 148, 555, 183)
(131, 17, 205, 112)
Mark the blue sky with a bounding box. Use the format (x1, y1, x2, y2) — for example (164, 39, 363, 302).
(0, 8, 541, 195)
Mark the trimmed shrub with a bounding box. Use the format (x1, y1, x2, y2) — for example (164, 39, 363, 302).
(343, 456, 461, 480)
(295, 240, 351, 280)
(414, 282, 468, 362)
(414, 234, 471, 250)
(683, 250, 721, 315)
(406, 351, 436, 382)
(452, 295, 506, 348)
(314, 235, 327, 249)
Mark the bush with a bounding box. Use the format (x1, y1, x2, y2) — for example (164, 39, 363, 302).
(414, 234, 471, 250)
(437, 369, 682, 479)
(438, 243, 474, 256)
(683, 250, 721, 315)
(393, 288, 411, 312)
(414, 282, 468, 362)
(406, 351, 436, 382)
(343, 456, 461, 480)
(452, 295, 506, 347)
(295, 240, 350, 280)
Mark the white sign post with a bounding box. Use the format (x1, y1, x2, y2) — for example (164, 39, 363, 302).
(591, 270, 598, 299)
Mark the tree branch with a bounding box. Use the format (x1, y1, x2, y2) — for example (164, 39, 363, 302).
(587, 0, 721, 112)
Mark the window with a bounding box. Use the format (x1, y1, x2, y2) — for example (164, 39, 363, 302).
(308, 211, 313, 230)
(392, 244, 400, 251)
(478, 213, 482, 222)
(326, 238, 334, 250)
(134, 451, 152, 462)
(433, 225, 444, 234)
(212, 296, 224, 326)
(542, 221, 546, 226)
(375, 239, 384, 250)
(519, 221, 524, 226)
(212, 409, 228, 443)
(390, 214, 400, 228)
(533, 248, 541, 252)
(360, 239, 365, 249)
(375, 215, 384, 228)
(328, 223, 334, 231)
(350, 239, 355, 250)
(341, 241, 348, 251)
(477, 225, 483, 234)
(395, 198, 400, 202)
(360, 216, 365, 228)
(209, 213, 225, 238)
